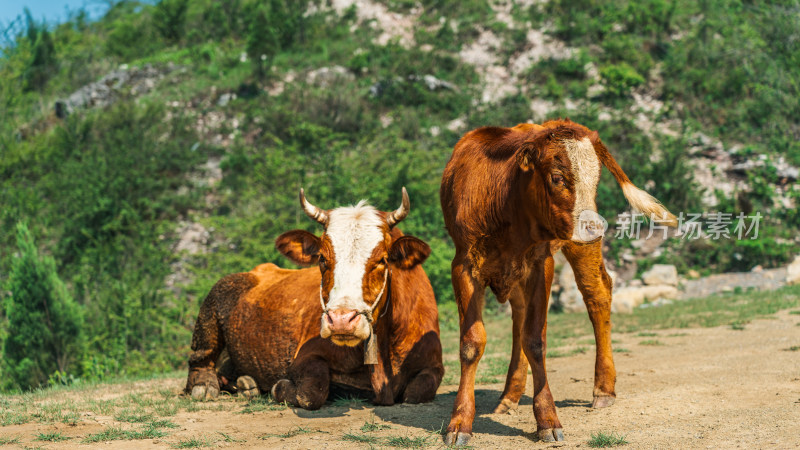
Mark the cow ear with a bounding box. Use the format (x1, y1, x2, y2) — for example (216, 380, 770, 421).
(515, 133, 547, 171)
(388, 236, 431, 269)
(275, 230, 320, 266)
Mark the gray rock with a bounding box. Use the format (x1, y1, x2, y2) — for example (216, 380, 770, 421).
(612, 285, 679, 313)
(305, 65, 354, 88)
(786, 255, 800, 285)
(642, 264, 678, 286)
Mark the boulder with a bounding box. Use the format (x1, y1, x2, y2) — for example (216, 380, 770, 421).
(642, 264, 678, 286)
(786, 255, 800, 285)
(611, 285, 679, 314)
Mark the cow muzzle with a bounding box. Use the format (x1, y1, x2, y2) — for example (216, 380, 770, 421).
(571, 210, 608, 243)
(320, 308, 371, 346)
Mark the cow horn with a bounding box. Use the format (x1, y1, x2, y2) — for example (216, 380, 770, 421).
(386, 187, 410, 228)
(299, 188, 329, 227)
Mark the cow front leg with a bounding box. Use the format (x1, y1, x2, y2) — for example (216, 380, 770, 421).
(444, 259, 486, 446)
(272, 356, 330, 410)
(494, 287, 529, 414)
(185, 298, 223, 401)
(522, 254, 564, 442)
(403, 367, 441, 404)
(562, 240, 616, 408)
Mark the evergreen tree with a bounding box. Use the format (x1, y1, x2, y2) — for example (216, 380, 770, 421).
(2, 223, 85, 390)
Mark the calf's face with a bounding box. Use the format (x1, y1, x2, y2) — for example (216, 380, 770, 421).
(516, 121, 606, 243)
(276, 191, 430, 347)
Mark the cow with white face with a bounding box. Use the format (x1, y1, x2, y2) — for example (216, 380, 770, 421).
(440, 119, 679, 445)
(185, 188, 443, 410)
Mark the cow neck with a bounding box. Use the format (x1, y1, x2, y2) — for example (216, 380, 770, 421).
(318, 266, 391, 365)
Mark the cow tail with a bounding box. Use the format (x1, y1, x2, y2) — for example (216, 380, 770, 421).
(593, 138, 679, 227)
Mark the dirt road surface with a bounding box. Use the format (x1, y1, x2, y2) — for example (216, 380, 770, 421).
(4, 310, 800, 449)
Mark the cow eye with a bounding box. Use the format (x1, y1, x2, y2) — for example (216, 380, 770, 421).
(551, 174, 565, 185)
(318, 256, 328, 270)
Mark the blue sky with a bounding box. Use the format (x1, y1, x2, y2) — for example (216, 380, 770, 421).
(0, 0, 110, 28)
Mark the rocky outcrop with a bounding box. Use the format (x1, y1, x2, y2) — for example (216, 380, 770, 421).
(55, 63, 180, 117)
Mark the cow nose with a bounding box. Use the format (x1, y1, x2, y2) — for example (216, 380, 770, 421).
(326, 309, 361, 334)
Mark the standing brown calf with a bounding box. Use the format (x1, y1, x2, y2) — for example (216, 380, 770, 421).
(184, 188, 443, 409)
(439, 119, 677, 445)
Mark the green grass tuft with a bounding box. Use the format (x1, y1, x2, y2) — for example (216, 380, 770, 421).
(636, 332, 657, 337)
(34, 431, 70, 442)
(171, 437, 215, 448)
(613, 348, 631, 353)
(639, 340, 663, 346)
(331, 395, 367, 408)
(785, 345, 800, 352)
(82, 426, 127, 443)
(730, 320, 750, 330)
(260, 427, 314, 439)
(361, 419, 391, 432)
(385, 434, 435, 448)
(343, 432, 381, 443)
(218, 432, 245, 443)
(0, 436, 21, 445)
(588, 431, 628, 447)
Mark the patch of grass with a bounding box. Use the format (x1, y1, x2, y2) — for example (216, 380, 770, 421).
(636, 332, 657, 337)
(0, 436, 20, 445)
(124, 425, 168, 439)
(238, 396, 287, 414)
(361, 418, 391, 432)
(218, 432, 245, 443)
(789, 311, 800, 315)
(639, 340, 663, 346)
(148, 418, 179, 429)
(34, 431, 70, 442)
(588, 431, 628, 447)
(385, 434, 435, 448)
(0, 410, 29, 426)
(171, 437, 215, 448)
(550, 346, 589, 358)
(331, 395, 367, 408)
(785, 346, 800, 352)
(260, 427, 314, 439)
(114, 409, 154, 423)
(83, 426, 127, 443)
(667, 333, 688, 337)
(730, 320, 750, 331)
(613, 348, 631, 353)
(343, 432, 381, 444)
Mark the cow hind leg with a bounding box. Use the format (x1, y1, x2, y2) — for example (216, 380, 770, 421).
(494, 286, 529, 414)
(562, 241, 616, 408)
(402, 368, 440, 404)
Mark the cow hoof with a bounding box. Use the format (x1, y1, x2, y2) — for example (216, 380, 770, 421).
(492, 398, 519, 414)
(444, 431, 471, 446)
(271, 379, 295, 403)
(592, 395, 615, 408)
(537, 428, 565, 442)
(191, 384, 219, 401)
(236, 376, 260, 399)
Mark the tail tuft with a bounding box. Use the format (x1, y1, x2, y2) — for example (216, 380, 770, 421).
(621, 183, 678, 227)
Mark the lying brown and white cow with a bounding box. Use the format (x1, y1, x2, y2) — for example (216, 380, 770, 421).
(439, 119, 678, 445)
(184, 188, 444, 408)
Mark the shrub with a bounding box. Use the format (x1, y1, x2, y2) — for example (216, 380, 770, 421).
(2, 223, 85, 390)
(152, 0, 189, 43)
(22, 8, 57, 91)
(599, 63, 645, 98)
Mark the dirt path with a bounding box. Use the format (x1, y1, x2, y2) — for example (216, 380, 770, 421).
(4, 310, 800, 449)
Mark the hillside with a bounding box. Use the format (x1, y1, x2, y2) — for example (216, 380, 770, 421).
(1, 0, 799, 387)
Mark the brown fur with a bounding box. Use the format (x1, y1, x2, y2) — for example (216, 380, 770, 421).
(440, 119, 668, 443)
(184, 226, 443, 409)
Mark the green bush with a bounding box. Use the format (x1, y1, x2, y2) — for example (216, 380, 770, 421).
(599, 63, 645, 98)
(153, 0, 189, 43)
(2, 223, 85, 390)
(22, 8, 57, 91)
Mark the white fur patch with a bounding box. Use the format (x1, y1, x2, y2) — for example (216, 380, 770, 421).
(564, 137, 601, 242)
(324, 201, 384, 313)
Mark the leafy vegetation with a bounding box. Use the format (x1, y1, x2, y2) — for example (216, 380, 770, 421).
(588, 431, 629, 448)
(1, 0, 797, 390)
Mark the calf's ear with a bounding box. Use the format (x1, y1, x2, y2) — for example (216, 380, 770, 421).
(515, 130, 549, 171)
(275, 230, 320, 266)
(388, 236, 431, 269)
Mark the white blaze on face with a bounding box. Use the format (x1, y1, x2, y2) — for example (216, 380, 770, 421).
(324, 201, 384, 312)
(564, 137, 601, 242)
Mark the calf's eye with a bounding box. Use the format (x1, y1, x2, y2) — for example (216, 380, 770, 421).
(551, 174, 565, 185)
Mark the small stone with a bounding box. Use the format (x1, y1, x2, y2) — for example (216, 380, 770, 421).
(642, 264, 679, 286)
